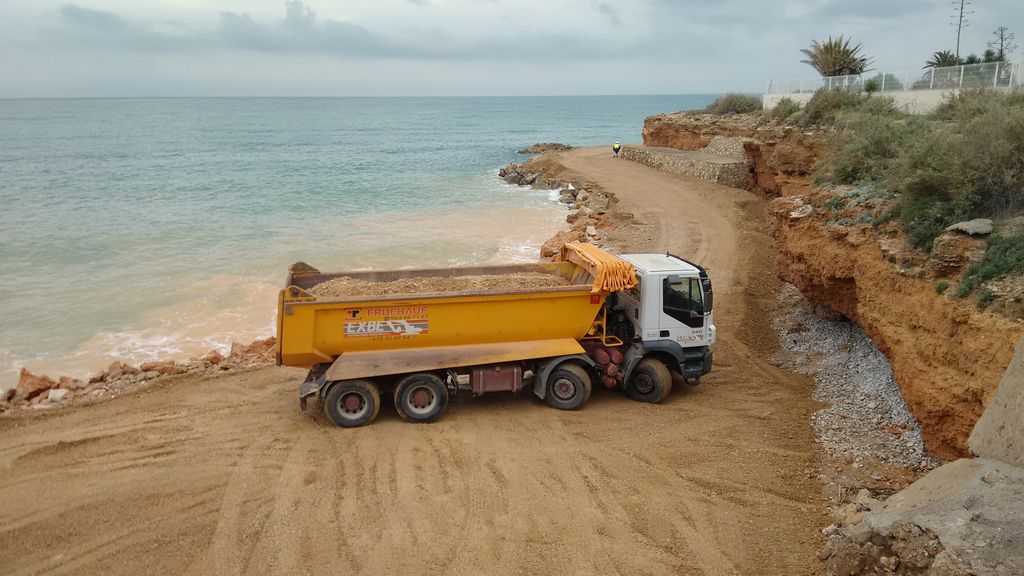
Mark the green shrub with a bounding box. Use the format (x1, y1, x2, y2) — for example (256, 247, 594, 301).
(864, 78, 879, 93)
(825, 195, 845, 211)
(978, 288, 995, 309)
(824, 113, 927, 185)
(936, 280, 950, 294)
(889, 98, 1024, 248)
(872, 210, 895, 227)
(959, 234, 1024, 294)
(705, 93, 762, 115)
(766, 97, 801, 121)
(792, 88, 867, 126)
(866, 73, 904, 92)
(932, 89, 1024, 123)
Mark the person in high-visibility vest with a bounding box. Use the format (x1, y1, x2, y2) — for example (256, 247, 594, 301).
(612, 141, 621, 157)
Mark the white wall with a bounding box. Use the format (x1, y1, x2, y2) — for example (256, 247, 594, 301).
(764, 87, 1016, 116)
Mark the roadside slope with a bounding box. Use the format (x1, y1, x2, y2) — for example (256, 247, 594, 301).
(0, 147, 826, 576)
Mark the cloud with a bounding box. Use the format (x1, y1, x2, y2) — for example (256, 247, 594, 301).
(812, 0, 934, 19)
(53, 1, 623, 60)
(597, 3, 622, 26)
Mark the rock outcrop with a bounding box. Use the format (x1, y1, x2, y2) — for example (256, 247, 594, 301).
(498, 155, 619, 259)
(517, 143, 572, 154)
(642, 112, 825, 197)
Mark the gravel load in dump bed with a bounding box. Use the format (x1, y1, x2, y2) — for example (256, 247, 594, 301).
(308, 272, 572, 299)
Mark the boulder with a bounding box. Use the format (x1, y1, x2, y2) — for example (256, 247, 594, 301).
(139, 361, 185, 376)
(16, 368, 58, 401)
(104, 361, 139, 380)
(970, 335, 1024, 466)
(789, 204, 814, 219)
(540, 230, 584, 258)
(58, 376, 83, 390)
(586, 225, 598, 238)
(863, 458, 1024, 575)
(576, 191, 590, 203)
(201, 350, 225, 365)
(2, 387, 15, 402)
(927, 232, 987, 278)
(47, 388, 68, 402)
(945, 219, 993, 236)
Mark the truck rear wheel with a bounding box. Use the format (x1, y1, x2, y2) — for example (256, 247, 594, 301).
(545, 363, 592, 411)
(323, 380, 381, 428)
(393, 373, 449, 423)
(627, 358, 673, 404)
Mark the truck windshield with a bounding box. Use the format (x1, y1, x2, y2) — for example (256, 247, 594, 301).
(663, 278, 704, 328)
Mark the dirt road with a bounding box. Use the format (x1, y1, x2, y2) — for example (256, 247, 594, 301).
(0, 147, 827, 575)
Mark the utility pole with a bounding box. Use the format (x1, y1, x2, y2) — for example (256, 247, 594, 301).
(951, 0, 973, 60)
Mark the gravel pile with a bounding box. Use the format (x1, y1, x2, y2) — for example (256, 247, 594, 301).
(308, 272, 571, 299)
(772, 284, 941, 471)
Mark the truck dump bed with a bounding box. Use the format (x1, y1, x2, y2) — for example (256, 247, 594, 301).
(277, 261, 604, 371)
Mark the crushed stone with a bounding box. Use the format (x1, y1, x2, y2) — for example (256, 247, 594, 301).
(772, 284, 942, 471)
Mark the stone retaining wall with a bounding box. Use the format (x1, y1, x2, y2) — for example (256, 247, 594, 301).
(621, 140, 751, 189)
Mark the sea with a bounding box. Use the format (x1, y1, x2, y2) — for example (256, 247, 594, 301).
(0, 95, 717, 389)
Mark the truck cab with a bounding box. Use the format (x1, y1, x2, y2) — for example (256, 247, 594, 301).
(615, 253, 715, 383)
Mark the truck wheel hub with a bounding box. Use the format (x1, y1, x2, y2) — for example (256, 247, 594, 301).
(553, 378, 576, 400)
(634, 374, 655, 395)
(404, 385, 437, 415)
(342, 393, 364, 413)
(412, 388, 432, 407)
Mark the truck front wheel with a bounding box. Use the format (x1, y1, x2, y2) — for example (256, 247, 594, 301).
(323, 380, 381, 427)
(394, 373, 449, 423)
(545, 363, 592, 411)
(627, 358, 673, 404)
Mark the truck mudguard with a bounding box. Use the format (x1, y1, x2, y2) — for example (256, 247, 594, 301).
(532, 354, 597, 399)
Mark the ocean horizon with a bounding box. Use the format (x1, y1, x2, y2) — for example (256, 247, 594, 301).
(0, 94, 718, 389)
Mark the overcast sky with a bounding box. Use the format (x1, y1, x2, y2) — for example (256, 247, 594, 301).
(1, 0, 1021, 97)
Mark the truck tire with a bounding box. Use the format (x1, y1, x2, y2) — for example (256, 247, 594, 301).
(545, 363, 592, 411)
(323, 380, 381, 428)
(627, 358, 673, 404)
(393, 373, 449, 423)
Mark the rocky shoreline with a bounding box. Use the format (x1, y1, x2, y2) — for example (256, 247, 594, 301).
(498, 152, 629, 258)
(0, 339, 277, 414)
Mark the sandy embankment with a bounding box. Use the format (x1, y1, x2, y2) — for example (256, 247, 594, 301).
(0, 147, 828, 575)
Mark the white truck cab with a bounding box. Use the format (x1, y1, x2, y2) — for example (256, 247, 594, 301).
(615, 253, 715, 384)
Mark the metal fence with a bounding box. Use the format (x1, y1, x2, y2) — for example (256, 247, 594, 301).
(766, 61, 1022, 95)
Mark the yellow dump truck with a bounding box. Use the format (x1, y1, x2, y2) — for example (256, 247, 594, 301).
(276, 243, 715, 427)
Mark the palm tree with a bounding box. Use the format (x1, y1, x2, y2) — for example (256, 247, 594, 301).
(924, 50, 961, 68)
(800, 36, 871, 77)
(964, 54, 982, 65)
